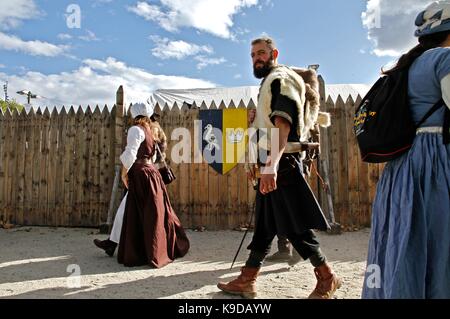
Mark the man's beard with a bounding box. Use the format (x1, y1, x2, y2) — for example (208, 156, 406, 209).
(253, 59, 274, 79)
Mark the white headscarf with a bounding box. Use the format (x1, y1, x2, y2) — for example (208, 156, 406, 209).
(130, 102, 154, 119)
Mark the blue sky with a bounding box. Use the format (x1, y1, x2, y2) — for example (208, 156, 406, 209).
(0, 0, 428, 107)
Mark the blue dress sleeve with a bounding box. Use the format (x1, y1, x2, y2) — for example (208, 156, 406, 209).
(436, 48, 450, 81)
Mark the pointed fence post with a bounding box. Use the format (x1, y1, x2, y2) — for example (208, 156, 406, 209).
(317, 75, 341, 234)
(102, 86, 125, 234)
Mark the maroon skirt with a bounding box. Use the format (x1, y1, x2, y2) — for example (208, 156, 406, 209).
(117, 162, 190, 268)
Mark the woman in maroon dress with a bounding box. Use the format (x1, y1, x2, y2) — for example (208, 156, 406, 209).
(117, 103, 189, 268)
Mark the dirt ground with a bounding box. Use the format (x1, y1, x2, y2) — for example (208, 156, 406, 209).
(0, 226, 370, 299)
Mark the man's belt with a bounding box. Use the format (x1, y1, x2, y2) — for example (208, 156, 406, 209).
(268, 142, 320, 154)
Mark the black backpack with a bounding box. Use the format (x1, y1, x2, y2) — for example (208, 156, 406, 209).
(354, 68, 446, 163)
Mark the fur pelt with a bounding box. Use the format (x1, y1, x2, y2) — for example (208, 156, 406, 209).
(253, 65, 330, 142)
(291, 67, 331, 129)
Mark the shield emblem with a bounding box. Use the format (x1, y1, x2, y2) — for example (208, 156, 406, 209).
(199, 108, 248, 175)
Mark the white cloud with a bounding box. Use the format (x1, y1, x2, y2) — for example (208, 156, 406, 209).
(0, 32, 68, 57)
(150, 35, 213, 59)
(57, 33, 73, 40)
(128, 0, 259, 39)
(0, 57, 215, 107)
(362, 0, 426, 57)
(78, 30, 100, 42)
(0, 0, 41, 30)
(234, 73, 242, 79)
(194, 56, 227, 70)
(0, 0, 69, 58)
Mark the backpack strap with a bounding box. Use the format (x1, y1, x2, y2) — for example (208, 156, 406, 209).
(416, 98, 445, 128)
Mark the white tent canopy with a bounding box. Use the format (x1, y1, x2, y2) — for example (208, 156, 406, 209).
(326, 84, 370, 103)
(148, 84, 371, 109)
(148, 86, 260, 108)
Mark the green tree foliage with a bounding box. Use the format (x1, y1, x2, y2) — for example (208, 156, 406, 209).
(0, 99, 24, 113)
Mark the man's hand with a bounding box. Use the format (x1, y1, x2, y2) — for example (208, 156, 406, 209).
(257, 115, 289, 195)
(259, 156, 277, 194)
(259, 172, 277, 195)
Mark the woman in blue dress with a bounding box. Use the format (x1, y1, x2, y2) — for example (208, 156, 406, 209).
(363, 1, 450, 299)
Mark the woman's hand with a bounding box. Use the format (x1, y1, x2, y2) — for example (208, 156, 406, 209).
(121, 166, 129, 189)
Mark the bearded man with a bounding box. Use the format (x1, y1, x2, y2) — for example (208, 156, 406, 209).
(217, 37, 342, 299)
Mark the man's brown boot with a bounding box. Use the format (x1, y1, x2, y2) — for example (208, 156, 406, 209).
(217, 267, 260, 299)
(308, 263, 342, 299)
(266, 236, 291, 262)
(288, 248, 302, 266)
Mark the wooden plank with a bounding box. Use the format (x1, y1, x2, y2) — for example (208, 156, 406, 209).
(227, 126, 239, 231)
(30, 109, 41, 225)
(63, 107, 76, 226)
(335, 96, 349, 228)
(16, 111, 29, 225)
(111, 104, 122, 224)
(237, 165, 248, 229)
(199, 102, 209, 229)
(307, 163, 319, 202)
(199, 102, 211, 229)
(190, 106, 201, 228)
(317, 75, 329, 213)
(228, 164, 240, 229)
(0, 109, 6, 222)
(38, 108, 50, 226)
(11, 111, 22, 224)
(80, 107, 92, 226)
(55, 108, 67, 227)
(9, 109, 20, 224)
(84, 106, 94, 226)
(2, 109, 13, 223)
(169, 104, 181, 217)
(325, 97, 339, 223)
(72, 107, 84, 226)
(22, 109, 34, 226)
(90, 106, 101, 226)
(345, 96, 359, 229)
(46, 108, 59, 226)
(84, 106, 93, 227)
(183, 104, 193, 227)
(208, 166, 220, 230)
(176, 105, 190, 227)
(98, 106, 111, 225)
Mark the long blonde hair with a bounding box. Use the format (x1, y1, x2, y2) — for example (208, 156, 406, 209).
(132, 116, 157, 138)
(132, 116, 167, 161)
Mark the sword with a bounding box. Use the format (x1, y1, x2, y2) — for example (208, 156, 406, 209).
(230, 209, 254, 270)
(230, 173, 258, 270)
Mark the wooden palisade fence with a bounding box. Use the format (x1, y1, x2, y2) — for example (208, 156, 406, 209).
(0, 84, 384, 231)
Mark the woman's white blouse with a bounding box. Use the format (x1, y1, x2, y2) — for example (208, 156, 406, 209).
(120, 126, 146, 170)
